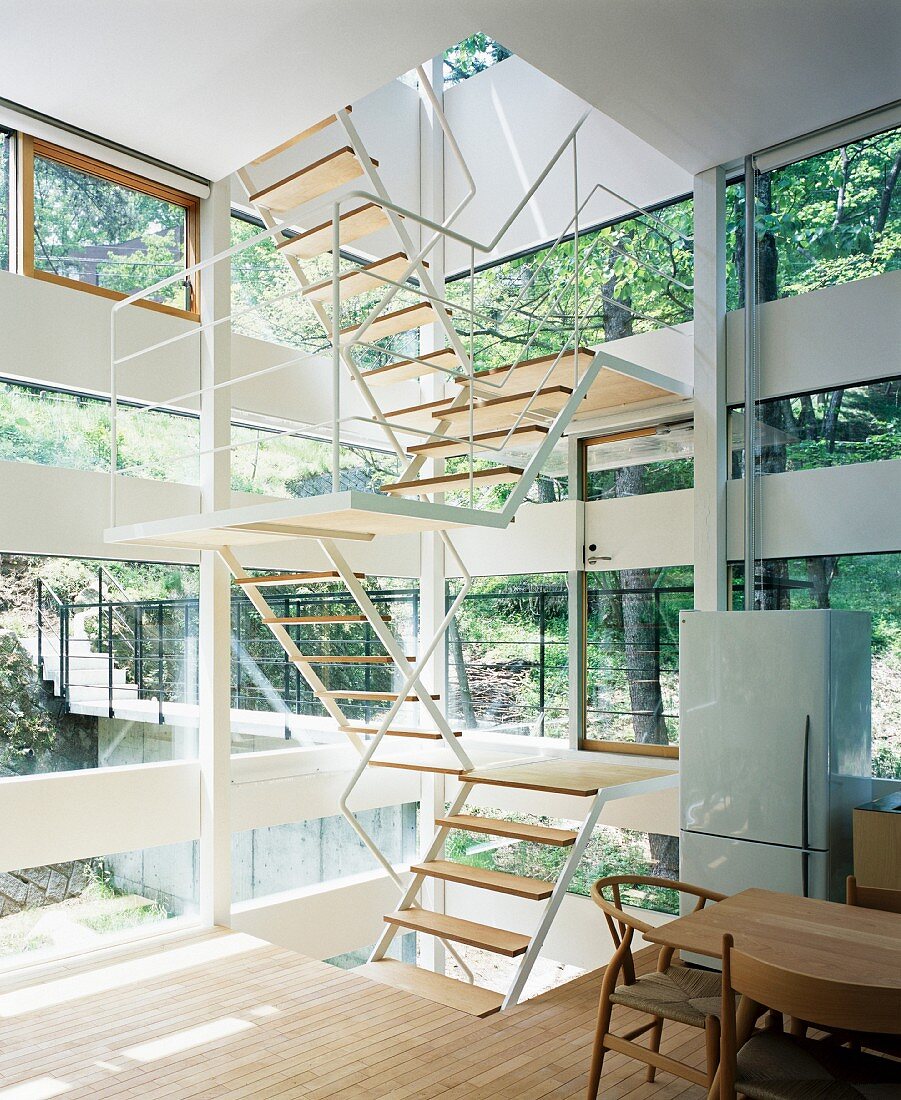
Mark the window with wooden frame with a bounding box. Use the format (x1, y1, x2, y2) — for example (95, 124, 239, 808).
(20, 136, 199, 320)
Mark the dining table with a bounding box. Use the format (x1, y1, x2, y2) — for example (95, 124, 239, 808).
(641, 886, 901, 990)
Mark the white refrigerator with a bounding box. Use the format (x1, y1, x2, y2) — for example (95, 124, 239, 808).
(679, 610, 872, 903)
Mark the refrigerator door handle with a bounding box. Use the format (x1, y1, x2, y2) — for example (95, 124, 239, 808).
(801, 714, 811, 853)
(801, 849, 810, 898)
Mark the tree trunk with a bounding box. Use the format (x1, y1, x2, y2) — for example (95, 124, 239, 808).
(447, 617, 476, 728)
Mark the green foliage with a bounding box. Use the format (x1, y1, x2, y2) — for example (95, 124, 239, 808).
(446, 810, 678, 914)
(443, 34, 512, 86)
(726, 128, 901, 309)
(32, 155, 187, 307)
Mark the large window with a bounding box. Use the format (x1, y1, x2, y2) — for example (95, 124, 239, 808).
(446, 196, 693, 373)
(446, 575, 568, 737)
(726, 125, 901, 310)
(729, 376, 901, 479)
(585, 567, 693, 756)
(30, 140, 198, 316)
(731, 553, 901, 779)
(0, 377, 400, 495)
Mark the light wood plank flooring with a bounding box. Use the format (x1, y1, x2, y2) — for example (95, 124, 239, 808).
(0, 929, 707, 1098)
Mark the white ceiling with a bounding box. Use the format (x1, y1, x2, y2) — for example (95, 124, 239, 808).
(2, 1, 899, 181)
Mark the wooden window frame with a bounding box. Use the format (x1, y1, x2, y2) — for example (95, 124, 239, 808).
(22, 137, 200, 322)
(577, 435, 680, 760)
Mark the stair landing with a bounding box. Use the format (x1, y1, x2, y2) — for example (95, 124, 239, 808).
(105, 490, 509, 550)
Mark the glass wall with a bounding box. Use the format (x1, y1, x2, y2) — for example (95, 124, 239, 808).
(586, 566, 693, 750)
(0, 840, 197, 964)
(33, 146, 193, 310)
(446, 575, 568, 737)
(0, 377, 400, 494)
(731, 553, 901, 779)
(726, 124, 901, 310)
(446, 196, 693, 372)
(232, 805, 417, 902)
(729, 376, 901, 479)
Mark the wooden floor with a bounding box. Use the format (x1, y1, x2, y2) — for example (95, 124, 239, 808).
(0, 930, 708, 1099)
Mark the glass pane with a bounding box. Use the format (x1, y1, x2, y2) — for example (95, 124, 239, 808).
(729, 377, 901, 478)
(586, 566, 693, 747)
(443, 34, 512, 87)
(232, 804, 418, 902)
(230, 421, 400, 499)
(33, 154, 189, 308)
(730, 553, 901, 779)
(585, 427, 694, 501)
(0, 130, 10, 270)
(446, 197, 693, 372)
(446, 574, 568, 737)
(726, 125, 901, 305)
(0, 840, 198, 964)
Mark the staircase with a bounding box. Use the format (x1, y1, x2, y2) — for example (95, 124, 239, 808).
(105, 65, 685, 1013)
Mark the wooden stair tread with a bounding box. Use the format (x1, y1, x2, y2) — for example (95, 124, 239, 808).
(383, 395, 458, 433)
(436, 814, 577, 847)
(296, 654, 413, 665)
(459, 347, 680, 419)
(357, 958, 503, 1018)
(235, 571, 364, 587)
(250, 106, 351, 166)
(278, 203, 391, 260)
(407, 424, 548, 460)
(369, 755, 466, 776)
(341, 302, 446, 343)
(411, 859, 553, 900)
(262, 614, 390, 624)
(381, 465, 523, 497)
(463, 759, 676, 797)
(385, 909, 530, 957)
(457, 348, 595, 395)
(303, 252, 423, 304)
(343, 725, 461, 740)
(365, 347, 458, 386)
(250, 148, 369, 214)
(435, 386, 575, 431)
(315, 690, 439, 701)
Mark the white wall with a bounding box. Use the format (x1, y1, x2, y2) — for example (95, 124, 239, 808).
(0, 762, 199, 872)
(443, 56, 692, 272)
(726, 270, 901, 405)
(726, 460, 901, 562)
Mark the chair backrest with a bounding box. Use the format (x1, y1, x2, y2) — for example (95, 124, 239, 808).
(847, 874, 901, 914)
(590, 875, 725, 984)
(719, 933, 901, 1098)
(723, 932, 901, 1038)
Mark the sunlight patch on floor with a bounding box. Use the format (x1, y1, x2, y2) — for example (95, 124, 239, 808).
(0, 932, 268, 1017)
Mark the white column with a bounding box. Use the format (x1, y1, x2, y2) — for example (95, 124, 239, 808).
(417, 53, 447, 975)
(198, 178, 232, 925)
(567, 435, 585, 749)
(692, 167, 728, 611)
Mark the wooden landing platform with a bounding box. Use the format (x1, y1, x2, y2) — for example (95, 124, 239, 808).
(105, 490, 509, 550)
(0, 928, 709, 1098)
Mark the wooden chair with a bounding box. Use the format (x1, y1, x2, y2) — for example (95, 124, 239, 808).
(719, 932, 901, 1099)
(846, 873, 901, 913)
(586, 875, 726, 1098)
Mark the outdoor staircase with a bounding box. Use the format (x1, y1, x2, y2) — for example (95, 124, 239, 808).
(104, 67, 685, 1014)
